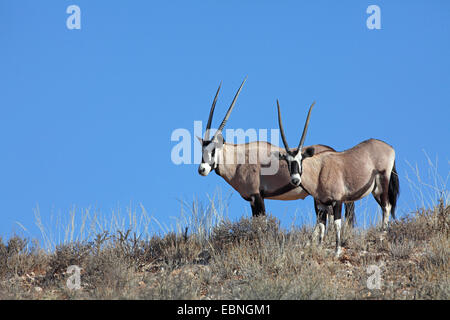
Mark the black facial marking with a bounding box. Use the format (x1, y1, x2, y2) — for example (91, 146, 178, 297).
(201, 140, 215, 164)
(290, 160, 300, 175)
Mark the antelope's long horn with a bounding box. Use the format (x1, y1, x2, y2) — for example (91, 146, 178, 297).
(213, 76, 247, 140)
(277, 100, 291, 153)
(204, 82, 222, 140)
(297, 101, 316, 151)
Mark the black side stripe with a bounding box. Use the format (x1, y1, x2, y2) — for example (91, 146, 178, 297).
(261, 183, 298, 198)
(342, 170, 377, 202)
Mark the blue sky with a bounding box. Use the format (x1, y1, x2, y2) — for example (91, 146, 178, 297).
(1, 1, 449, 241)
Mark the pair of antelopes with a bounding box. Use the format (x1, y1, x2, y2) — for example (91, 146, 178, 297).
(197, 77, 399, 256)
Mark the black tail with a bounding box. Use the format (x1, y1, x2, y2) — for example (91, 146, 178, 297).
(388, 162, 400, 219)
(344, 202, 356, 227)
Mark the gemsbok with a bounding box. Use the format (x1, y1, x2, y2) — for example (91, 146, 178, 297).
(197, 78, 355, 229)
(275, 99, 400, 255)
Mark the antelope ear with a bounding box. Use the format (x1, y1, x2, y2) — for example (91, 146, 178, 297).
(196, 136, 204, 145)
(212, 133, 224, 147)
(271, 151, 286, 160)
(302, 146, 315, 159)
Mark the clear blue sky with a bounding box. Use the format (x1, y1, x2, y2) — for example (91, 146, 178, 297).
(1, 1, 449, 240)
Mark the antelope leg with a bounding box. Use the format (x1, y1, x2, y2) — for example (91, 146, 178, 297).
(333, 201, 343, 256)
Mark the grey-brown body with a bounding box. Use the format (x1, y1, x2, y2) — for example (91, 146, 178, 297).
(280, 138, 399, 254)
(211, 141, 355, 224)
(198, 79, 356, 246)
(217, 142, 323, 200)
(275, 101, 400, 256)
(301, 139, 396, 205)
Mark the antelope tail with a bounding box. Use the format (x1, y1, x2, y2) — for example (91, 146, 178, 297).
(388, 162, 400, 219)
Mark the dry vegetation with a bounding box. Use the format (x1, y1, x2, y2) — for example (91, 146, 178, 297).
(0, 198, 448, 300)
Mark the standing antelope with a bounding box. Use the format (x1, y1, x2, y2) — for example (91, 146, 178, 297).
(276, 100, 400, 255)
(197, 78, 355, 228)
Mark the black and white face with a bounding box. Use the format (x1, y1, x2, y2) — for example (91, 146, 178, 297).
(279, 151, 303, 186)
(275, 99, 316, 187)
(198, 135, 223, 176)
(197, 78, 246, 177)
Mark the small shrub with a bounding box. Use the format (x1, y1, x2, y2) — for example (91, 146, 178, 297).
(209, 215, 281, 252)
(389, 239, 415, 259)
(424, 235, 449, 269)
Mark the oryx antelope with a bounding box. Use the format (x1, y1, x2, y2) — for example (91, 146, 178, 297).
(197, 78, 355, 228)
(276, 100, 400, 255)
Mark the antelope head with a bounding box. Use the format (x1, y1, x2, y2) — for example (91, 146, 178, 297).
(198, 77, 247, 176)
(275, 100, 315, 187)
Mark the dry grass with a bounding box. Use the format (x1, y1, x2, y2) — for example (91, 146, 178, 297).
(1, 157, 448, 300)
(0, 199, 448, 300)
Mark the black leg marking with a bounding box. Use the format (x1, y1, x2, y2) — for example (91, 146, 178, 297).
(314, 199, 327, 225)
(313, 199, 328, 245)
(333, 201, 343, 255)
(333, 201, 342, 221)
(250, 193, 266, 217)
